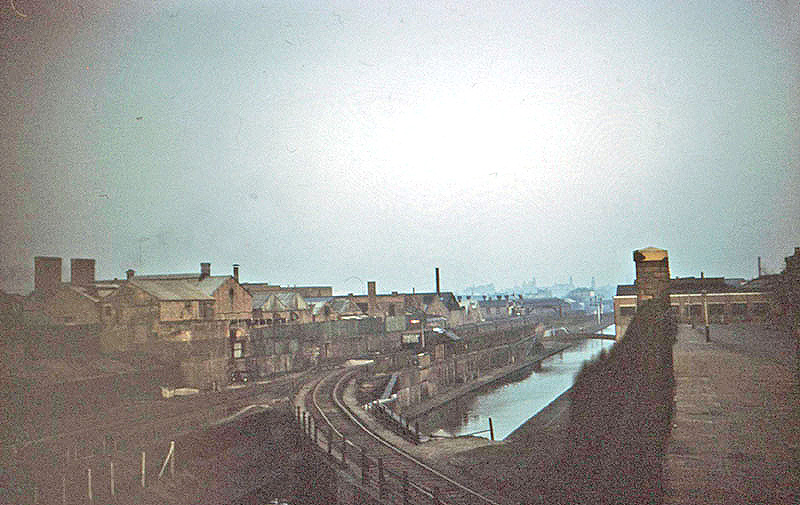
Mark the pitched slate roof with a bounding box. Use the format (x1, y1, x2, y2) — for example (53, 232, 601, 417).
(329, 297, 364, 315)
(129, 275, 229, 301)
(252, 291, 309, 311)
(275, 292, 308, 310)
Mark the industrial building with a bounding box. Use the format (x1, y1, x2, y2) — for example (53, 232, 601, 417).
(614, 247, 778, 338)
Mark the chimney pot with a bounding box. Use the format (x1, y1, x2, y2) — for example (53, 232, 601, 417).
(126, 269, 135, 280)
(367, 281, 377, 316)
(200, 262, 211, 279)
(233, 264, 240, 282)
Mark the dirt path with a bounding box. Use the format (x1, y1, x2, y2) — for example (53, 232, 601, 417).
(664, 324, 799, 504)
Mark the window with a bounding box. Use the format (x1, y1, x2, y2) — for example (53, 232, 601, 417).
(232, 341, 243, 359)
(200, 302, 214, 319)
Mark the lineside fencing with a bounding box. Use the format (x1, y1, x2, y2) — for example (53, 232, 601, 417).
(294, 405, 445, 505)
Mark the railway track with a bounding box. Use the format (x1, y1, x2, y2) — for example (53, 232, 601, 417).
(300, 365, 507, 505)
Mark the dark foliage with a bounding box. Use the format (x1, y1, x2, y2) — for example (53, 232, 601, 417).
(555, 299, 677, 505)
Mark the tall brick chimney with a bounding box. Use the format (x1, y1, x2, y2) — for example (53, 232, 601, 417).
(367, 281, 377, 316)
(200, 262, 211, 279)
(70, 258, 95, 286)
(126, 269, 135, 280)
(633, 247, 670, 302)
(233, 264, 239, 283)
(34, 256, 62, 295)
(435, 267, 440, 296)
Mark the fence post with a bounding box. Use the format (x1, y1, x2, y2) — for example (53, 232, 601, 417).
(110, 460, 115, 496)
(170, 440, 175, 477)
(328, 426, 333, 456)
(87, 467, 93, 503)
(141, 451, 146, 488)
(341, 437, 347, 465)
(361, 447, 367, 484)
(378, 458, 384, 499)
(314, 423, 319, 445)
(402, 471, 409, 505)
(489, 417, 494, 441)
(62, 474, 66, 505)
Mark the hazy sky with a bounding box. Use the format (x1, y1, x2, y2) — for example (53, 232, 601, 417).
(2, 1, 798, 295)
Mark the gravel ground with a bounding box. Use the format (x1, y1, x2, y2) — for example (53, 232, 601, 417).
(664, 323, 799, 505)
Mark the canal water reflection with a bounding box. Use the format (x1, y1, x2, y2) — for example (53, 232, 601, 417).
(417, 336, 616, 441)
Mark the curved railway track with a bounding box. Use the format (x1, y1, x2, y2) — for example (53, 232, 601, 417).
(300, 365, 506, 505)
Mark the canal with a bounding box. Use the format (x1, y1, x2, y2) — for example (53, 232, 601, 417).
(417, 334, 616, 440)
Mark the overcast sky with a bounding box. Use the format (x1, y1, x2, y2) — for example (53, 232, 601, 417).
(2, 0, 798, 295)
